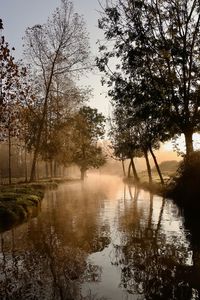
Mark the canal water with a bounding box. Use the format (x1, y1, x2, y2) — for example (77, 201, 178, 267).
(0, 175, 199, 299)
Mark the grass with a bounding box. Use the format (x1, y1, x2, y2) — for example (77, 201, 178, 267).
(138, 170, 172, 183)
(124, 170, 176, 196)
(0, 186, 44, 231)
(0, 179, 63, 232)
(0, 177, 80, 232)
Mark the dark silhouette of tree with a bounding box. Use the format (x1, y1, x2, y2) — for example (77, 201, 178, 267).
(109, 99, 166, 184)
(97, 0, 200, 158)
(109, 106, 141, 181)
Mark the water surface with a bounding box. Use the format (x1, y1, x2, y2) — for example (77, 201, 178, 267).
(0, 175, 199, 299)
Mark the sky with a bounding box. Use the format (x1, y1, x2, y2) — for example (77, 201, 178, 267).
(0, 0, 110, 116)
(1, 0, 199, 154)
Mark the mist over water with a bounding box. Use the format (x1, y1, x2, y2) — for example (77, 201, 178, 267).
(0, 175, 199, 299)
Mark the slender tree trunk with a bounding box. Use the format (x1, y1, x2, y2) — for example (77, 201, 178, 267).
(29, 53, 59, 182)
(50, 160, 53, 178)
(36, 159, 39, 181)
(149, 147, 164, 185)
(184, 129, 194, 157)
(144, 150, 152, 184)
(54, 160, 57, 178)
(30, 139, 40, 181)
(80, 167, 86, 180)
(121, 159, 126, 177)
(63, 166, 65, 177)
(45, 161, 49, 178)
(24, 146, 28, 183)
(30, 137, 40, 181)
(130, 156, 139, 182)
(8, 127, 12, 185)
(127, 160, 131, 178)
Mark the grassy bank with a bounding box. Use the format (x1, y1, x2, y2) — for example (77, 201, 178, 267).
(124, 170, 173, 197)
(124, 153, 200, 211)
(124, 177, 165, 196)
(0, 179, 66, 232)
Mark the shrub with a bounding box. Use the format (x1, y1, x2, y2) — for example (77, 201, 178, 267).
(168, 151, 200, 207)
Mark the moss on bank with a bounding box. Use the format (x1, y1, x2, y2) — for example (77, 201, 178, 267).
(0, 186, 43, 231)
(0, 180, 62, 232)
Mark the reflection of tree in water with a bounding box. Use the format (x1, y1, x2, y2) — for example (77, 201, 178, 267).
(112, 185, 199, 299)
(181, 206, 200, 294)
(0, 222, 87, 299)
(0, 184, 111, 299)
(83, 263, 102, 283)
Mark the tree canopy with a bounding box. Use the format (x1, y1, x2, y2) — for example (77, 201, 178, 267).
(71, 106, 106, 179)
(97, 0, 200, 158)
(23, 0, 90, 181)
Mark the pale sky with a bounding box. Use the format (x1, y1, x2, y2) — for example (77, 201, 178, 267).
(1, 0, 199, 153)
(0, 0, 110, 116)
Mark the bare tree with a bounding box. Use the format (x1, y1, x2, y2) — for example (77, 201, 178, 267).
(24, 0, 90, 181)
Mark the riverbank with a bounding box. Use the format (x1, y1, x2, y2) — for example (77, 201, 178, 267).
(126, 152, 200, 210)
(0, 178, 74, 232)
(124, 173, 200, 210)
(123, 176, 167, 197)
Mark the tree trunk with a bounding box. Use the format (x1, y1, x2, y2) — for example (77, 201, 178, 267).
(54, 160, 57, 178)
(29, 55, 58, 182)
(80, 167, 86, 180)
(24, 147, 28, 183)
(8, 127, 12, 185)
(144, 150, 152, 184)
(121, 159, 126, 177)
(29, 105, 46, 182)
(36, 159, 39, 180)
(45, 161, 49, 178)
(184, 130, 194, 157)
(130, 156, 139, 182)
(149, 147, 164, 185)
(62, 165, 65, 177)
(50, 160, 53, 178)
(30, 146, 39, 182)
(127, 161, 131, 178)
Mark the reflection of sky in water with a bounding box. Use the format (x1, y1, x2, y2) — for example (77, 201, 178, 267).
(0, 175, 198, 299)
(81, 176, 193, 299)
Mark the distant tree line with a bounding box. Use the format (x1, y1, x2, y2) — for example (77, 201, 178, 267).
(0, 0, 106, 183)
